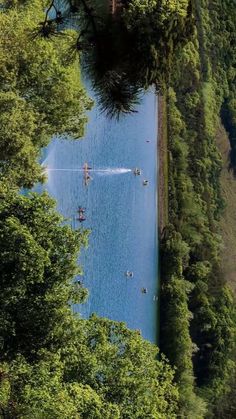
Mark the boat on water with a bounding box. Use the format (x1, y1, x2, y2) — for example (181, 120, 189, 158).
(141, 287, 148, 294)
(77, 206, 86, 222)
(83, 162, 92, 186)
(133, 168, 141, 176)
(125, 271, 134, 278)
(143, 180, 149, 186)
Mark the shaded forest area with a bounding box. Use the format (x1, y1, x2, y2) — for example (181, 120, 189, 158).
(160, 0, 236, 417)
(0, 0, 193, 417)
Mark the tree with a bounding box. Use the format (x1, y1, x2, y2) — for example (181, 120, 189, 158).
(0, 92, 45, 187)
(0, 354, 121, 418)
(28, 0, 194, 117)
(0, 184, 89, 360)
(0, 315, 179, 418)
(61, 315, 179, 418)
(0, 184, 179, 418)
(122, 0, 194, 86)
(0, 0, 92, 187)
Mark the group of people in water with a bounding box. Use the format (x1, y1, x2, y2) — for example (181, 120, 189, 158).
(78, 162, 149, 224)
(77, 206, 86, 222)
(78, 148, 151, 292)
(124, 271, 158, 297)
(133, 168, 149, 186)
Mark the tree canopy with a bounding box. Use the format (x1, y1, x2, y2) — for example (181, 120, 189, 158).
(160, 1, 236, 416)
(21, 0, 194, 118)
(0, 183, 89, 360)
(0, 184, 179, 417)
(0, 317, 179, 418)
(0, 0, 92, 187)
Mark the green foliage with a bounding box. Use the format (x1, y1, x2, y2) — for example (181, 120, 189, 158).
(0, 188, 178, 417)
(62, 315, 179, 418)
(192, 286, 236, 390)
(0, 179, 180, 417)
(0, 184, 179, 416)
(0, 0, 91, 187)
(0, 91, 44, 187)
(160, 2, 236, 416)
(0, 354, 120, 418)
(0, 184, 89, 360)
(55, 0, 195, 116)
(0, 2, 182, 417)
(199, 0, 236, 174)
(160, 227, 207, 418)
(0, 275, 179, 417)
(123, 0, 193, 86)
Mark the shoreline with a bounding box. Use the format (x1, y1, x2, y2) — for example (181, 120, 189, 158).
(157, 94, 168, 345)
(158, 95, 168, 235)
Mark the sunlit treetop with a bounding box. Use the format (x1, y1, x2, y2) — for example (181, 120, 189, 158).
(0, 0, 92, 186)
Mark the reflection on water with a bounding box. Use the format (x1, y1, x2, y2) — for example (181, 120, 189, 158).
(37, 89, 159, 343)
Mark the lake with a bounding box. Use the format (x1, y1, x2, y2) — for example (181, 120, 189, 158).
(39, 88, 158, 343)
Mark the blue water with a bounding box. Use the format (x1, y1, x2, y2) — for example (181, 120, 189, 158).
(39, 89, 158, 343)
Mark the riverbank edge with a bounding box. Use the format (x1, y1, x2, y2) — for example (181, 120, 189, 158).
(157, 94, 168, 345)
(158, 94, 168, 235)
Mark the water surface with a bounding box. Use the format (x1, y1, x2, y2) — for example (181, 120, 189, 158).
(40, 89, 158, 343)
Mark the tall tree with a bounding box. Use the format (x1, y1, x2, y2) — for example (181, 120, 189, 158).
(0, 317, 179, 418)
(0, 184, 89, 360)
(0, 184, 179, 417)
(26, 0, 194, 118)
(0, 0, 92, 187)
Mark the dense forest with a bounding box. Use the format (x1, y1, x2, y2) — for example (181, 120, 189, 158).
(0, 0, 236, 417)
(160, 0, 236, 417)
(0, 0, 189, 417)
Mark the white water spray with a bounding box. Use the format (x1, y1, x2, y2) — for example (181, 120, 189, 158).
(94, 168, 132, 174)
(43, 167, 132, 175)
